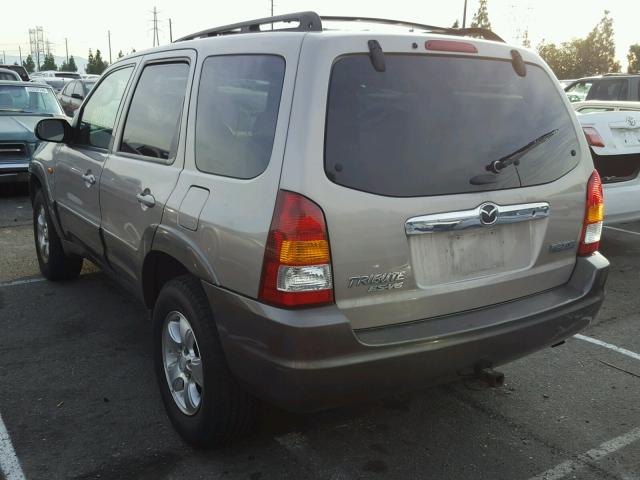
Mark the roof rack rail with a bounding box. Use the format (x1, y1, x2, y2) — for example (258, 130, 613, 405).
(174, 11, 322, 41)
(174, 11, 505, 43)
(603, 72, 640, 76)
(321, 16, 505, 42)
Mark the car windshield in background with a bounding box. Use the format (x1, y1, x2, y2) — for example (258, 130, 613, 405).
(565, 80, 594, 102)
(0, 84, 63, 115)
(325, 54, 581, 197)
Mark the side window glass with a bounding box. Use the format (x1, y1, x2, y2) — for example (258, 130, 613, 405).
(73, 81, 84, 98)
(77, 66, 133, 149)
(195, 55, 285, 179)
(62, 82, 74, 96)
(119, 62, 189, 161)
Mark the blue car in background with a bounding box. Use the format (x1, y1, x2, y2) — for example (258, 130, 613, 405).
(0, 81, 66, 184)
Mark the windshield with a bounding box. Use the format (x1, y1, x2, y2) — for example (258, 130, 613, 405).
(0, 84, 63, 115)
(325, 54, 580, 197)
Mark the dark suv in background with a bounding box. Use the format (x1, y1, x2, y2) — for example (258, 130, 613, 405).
(565, 73, 640, 102)
(0, 64, 30, 82)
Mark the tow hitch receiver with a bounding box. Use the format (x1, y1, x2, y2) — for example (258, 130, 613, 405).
(474, 364, 505, 388)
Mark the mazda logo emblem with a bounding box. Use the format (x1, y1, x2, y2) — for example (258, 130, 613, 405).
(479, 203, 499, 225)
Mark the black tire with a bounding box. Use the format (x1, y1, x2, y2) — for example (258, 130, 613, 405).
(32, 189, 83, 281)
(153, 275, 256, 448)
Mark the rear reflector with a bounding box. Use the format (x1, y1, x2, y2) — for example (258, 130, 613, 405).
(425, 40, 478, 53)
(259, 190, 334, 308)
(583, 127, 605, 148)
(578, 170, 604, 256)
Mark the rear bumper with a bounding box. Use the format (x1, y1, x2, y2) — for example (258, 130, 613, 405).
(203, 254, 609, 412)
(603, 180, 640, 224)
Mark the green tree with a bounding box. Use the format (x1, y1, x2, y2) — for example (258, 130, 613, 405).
(67, 55, 78, 72)
(92, 49, 108, 74)
(22, 55, 35, 73)
(538, 11, 622, 78)
(581, 11, 620, 74)
(117, 50, 124, 59)
(40, 53, 57, 71)
(627, 44, 640, 73)
(60, 55, 78, 72)
(452, 20, 460, 29)
(470, 0, 492, 30)
(85, 49, 95, 74)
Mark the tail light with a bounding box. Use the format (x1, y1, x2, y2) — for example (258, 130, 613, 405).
(583, 127, 605, 148)
(259, 190, 334, 308)
(578, 170, 604, 256)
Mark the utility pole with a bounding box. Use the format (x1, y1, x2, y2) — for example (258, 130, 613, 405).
(270, 0, 275, 29)
(169, 18, 173, 42)
(65, 38, 68, 63)
(19, 46, 22, 64)
(108, 30, 112, 63)
(2, 51, 5, 64)
(462, 0, 468, 28)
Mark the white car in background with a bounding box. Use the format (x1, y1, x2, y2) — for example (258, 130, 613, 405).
(574, 103, 640, 224)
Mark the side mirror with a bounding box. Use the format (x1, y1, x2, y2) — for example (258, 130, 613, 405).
(35, 118, 72, 143)
(71, 93, 83, 100)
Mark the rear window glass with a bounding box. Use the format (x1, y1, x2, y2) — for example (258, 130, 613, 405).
(195, 55, 285, 179)
(325, 54, 581, 197)
(586, 79, 628, 101)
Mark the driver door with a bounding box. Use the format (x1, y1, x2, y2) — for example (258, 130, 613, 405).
(54, 64, 136, 258)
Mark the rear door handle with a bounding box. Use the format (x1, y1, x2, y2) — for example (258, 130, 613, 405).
(82, 172, 96, 186)
(136, 189, 156, 209)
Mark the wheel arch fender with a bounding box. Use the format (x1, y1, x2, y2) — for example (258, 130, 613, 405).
(141, 224, 219, 308)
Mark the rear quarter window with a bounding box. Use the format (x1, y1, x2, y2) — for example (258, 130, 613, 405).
(325, 54, 581, 197)
(195, 55, 285, 179)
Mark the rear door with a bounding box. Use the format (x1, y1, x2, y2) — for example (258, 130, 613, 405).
(282, 35, 589, 330)
(99, 50, 194, 284)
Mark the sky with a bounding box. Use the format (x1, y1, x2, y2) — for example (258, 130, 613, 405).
(1, 0, 638, 70)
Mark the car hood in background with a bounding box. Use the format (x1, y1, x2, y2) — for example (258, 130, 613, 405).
(0, 115, 46, 143)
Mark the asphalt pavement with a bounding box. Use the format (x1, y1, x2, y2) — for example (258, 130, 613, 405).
(1, 187, 639, 480)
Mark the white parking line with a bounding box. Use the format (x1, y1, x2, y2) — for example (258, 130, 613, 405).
(0, 277, 46, 288)
(604, 225, 640, 237)
(0, 413, 26, 480)
(575, 334, 640, 362)
(529, 426, 640, 480)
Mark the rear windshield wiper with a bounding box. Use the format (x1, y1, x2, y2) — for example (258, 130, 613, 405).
(487, 129, 559, 174)
(469, 129, 559, 185)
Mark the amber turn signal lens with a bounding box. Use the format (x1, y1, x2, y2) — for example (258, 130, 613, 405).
(279, 240, 330, 265)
